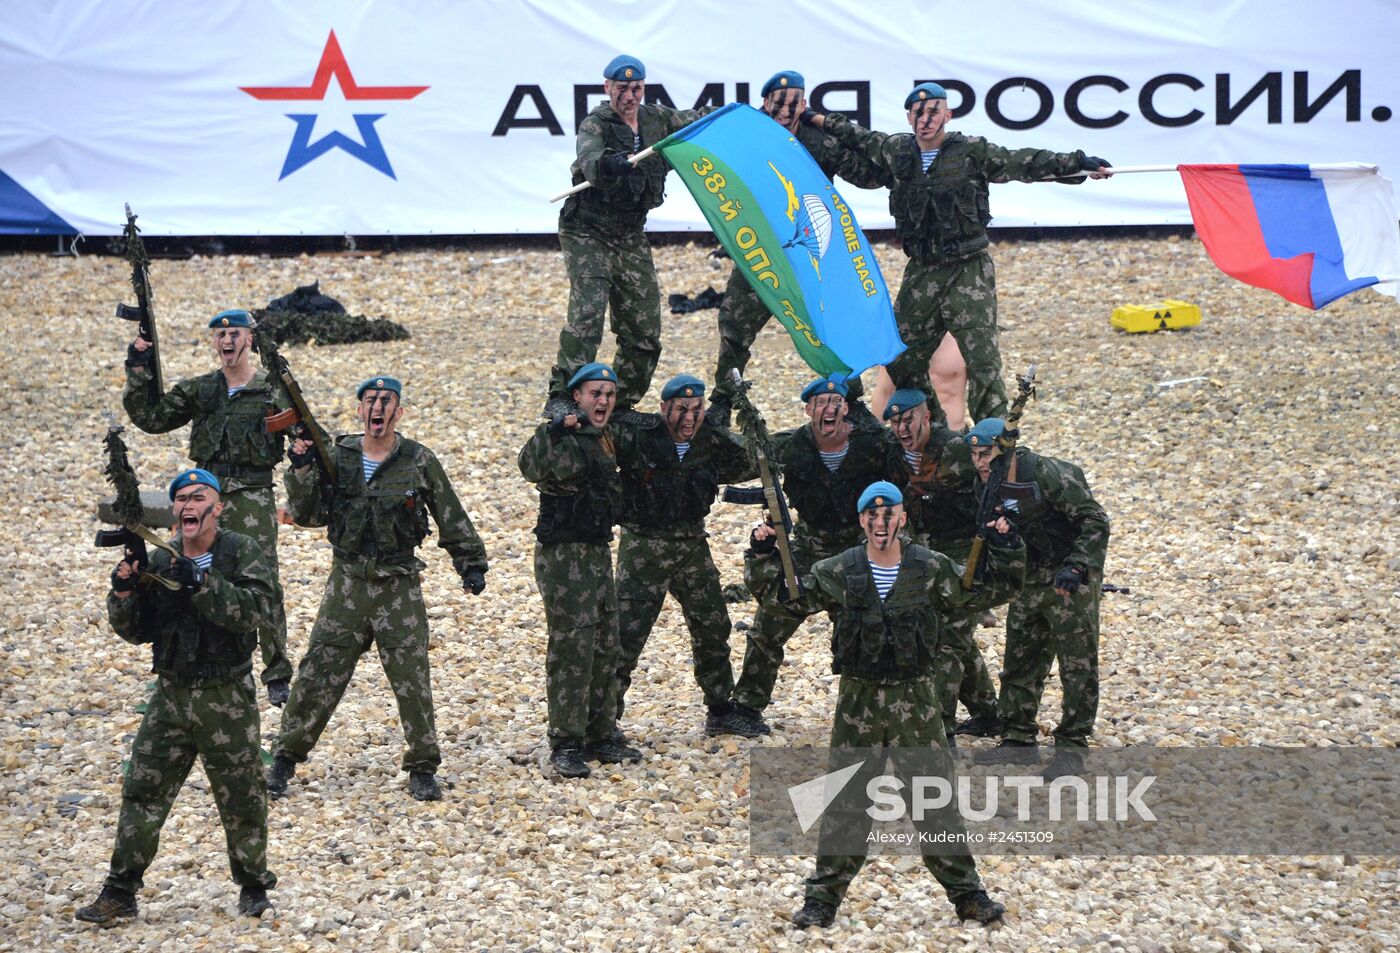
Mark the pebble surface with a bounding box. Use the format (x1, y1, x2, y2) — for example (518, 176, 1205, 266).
(1, 235, 1397, 950)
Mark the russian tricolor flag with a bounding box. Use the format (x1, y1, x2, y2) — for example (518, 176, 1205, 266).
(1178, 163, 1400, 309)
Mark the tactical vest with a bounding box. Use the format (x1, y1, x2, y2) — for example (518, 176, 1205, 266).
(889, 132, 991, 262)
(900, 443, 978, 546)
(145, 531, 258, 683)
(534, 432, 622, 545)
(563, 105, 670, 228)
(783, 429, 889, 537)
(186, 371, 284, 478)
(620, 426, 718, 529)
(998, 450, 1076, 568)
(326, 437, 433, 562)
(831, 547, 938, 682)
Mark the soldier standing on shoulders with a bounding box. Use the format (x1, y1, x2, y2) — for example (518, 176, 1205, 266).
(76, 469, 277, 926)
(882, 389, 1003, 741)
(611, 374, 759, 738)
(520, 363, 638, 779)
(266, 376, 488, 803)
(812, 84, 1111, 424)
(746, 481, 1023, 930)
(547, 55, 711, 417)
(124, 308, 295, 706)
(965, 418, 1110, 778)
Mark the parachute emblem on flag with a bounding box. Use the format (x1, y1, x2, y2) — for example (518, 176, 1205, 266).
(770, 161, 833, 281)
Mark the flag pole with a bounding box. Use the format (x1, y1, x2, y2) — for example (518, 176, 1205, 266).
(1057, 162, 1381, 178)
(549, 146, 658, 203)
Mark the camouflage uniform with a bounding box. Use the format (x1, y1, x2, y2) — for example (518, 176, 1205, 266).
(124, 364, 293, 684)
(747, 535, 1025, 908)
(518, 420, 624, 746)
(892, 432, 1000, 725)
(275, 434, 487, 775)
(551, 102, 708, 406)
(103, 530, 276, 895)
(612, 416, 754, 717)
(730, 425, 899, 713)
(991, 447, 1110, 747)
(824, 117, 1092, 424)
(712, 118, 889, 390)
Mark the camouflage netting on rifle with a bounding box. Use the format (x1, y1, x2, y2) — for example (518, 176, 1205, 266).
(103, 425, 146, 527)
(252, 281, 409, 346)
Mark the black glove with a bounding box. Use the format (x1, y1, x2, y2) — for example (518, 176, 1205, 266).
(111, 564, 138, 594)
(125, 341, 154, 368)
(798, 108, 819, 127)
(548, 412, 573, 441)
(1080, 155, 1111, 172)
(168, 556, 206, 592)
(985, 520, 1021, 548)
(749, 526, 777, 556)
(601, 153, 635, 178)
(1054, 564, 1087, 594)
(462, 568, 487, 595)
(288, 442, 316, 469)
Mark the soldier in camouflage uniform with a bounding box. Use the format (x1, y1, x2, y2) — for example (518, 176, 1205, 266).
(814, 83, 1110, 425)
(266, 376, 488, 803)
(124, 308, 294, 705)
(746, 481, 1024, 929)
(707, 70, 888, 429)
(548, 55, 710, 414)
(882, 389, 1002, 739)
(77, 469, 277, 926)
(726, 378, 901, 736)
(520, 363, 638, 779)
(611, 374, 757, 737)
(965, 418, 1110, 777)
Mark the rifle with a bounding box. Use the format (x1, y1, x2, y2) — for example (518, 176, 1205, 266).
(720, 370, 802, 603)
(961, 365, 1038, 589)
(115, 204, 164, 398)
(256, 329, 338, 482)
(95, 420, 180, 591)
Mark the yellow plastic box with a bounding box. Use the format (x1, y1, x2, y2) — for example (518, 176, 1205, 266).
(1110, 299, 1202, 333)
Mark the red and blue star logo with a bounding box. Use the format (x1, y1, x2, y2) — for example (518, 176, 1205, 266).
(240, 31, 427, 181)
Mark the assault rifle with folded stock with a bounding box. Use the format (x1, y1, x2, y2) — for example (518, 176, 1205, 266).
(962, 365, 1037, 590)
(115, 204, 164, 400)
(719, 371, 802, 603)
(256, 330, 337, 483)
(94, 421, 181, 591)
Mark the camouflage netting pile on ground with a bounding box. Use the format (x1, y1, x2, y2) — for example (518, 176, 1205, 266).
(2, 238, 1397, 951)
(252, 281, 410, 346)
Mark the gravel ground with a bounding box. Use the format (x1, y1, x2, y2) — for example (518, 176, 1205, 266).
(1, 234, 1397, 952)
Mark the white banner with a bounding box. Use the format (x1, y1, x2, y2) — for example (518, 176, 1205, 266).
(1, 0, 1396, 235)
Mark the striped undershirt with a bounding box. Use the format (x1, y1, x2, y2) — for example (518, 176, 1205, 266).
(190, 552, 213, 570)
(870, 562, 900, 600)
(819, 444, 848, 472)
(363, 457, 382, 482)
(903, 447, 922, 469)
(227, 385, 245, 398)
(675, 441, 690, 461)
(920, 149, 940, 172)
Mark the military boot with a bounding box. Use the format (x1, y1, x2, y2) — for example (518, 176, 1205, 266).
(266, 755, 296, 797)
(728, 702, 772, 736)
(75, 886, 137, 926)
(587, 737, 642, 764)
(1041, 747, 1085, 781)
(704, 396, 732, 430)
(954, 713, 1005, 737)
(953, 889, 1005, 925)
(542, 395, 579, 420)
(844, 397, 881, 432)
(704, 702, 764, 739)
(792, 898, 836, 929)
(266, 679, 290, 707)
(549, 740, 591, 779)
(238, 884, 273, 918)
(975, 739, 1039, 766)
(408, 771, 443, 801)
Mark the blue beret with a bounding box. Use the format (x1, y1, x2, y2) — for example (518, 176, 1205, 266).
(800, 378, 849, 402)
(761, 70, 805, 97)
(568, 362, 617, 391)
(661, 374, 705, 401)
(883, 388, 930, 420)
(904, 82, 948, 109)
(965, 418, 1007, 447)
(603, 55, 645, 81)
(169, 468, 222, 500)
(857, 481, 904, 513)
(356, 375, 402, 399)
(209, 308, 254, 329)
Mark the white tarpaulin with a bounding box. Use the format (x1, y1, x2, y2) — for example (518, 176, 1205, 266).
(1, 0, 1396, 235)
